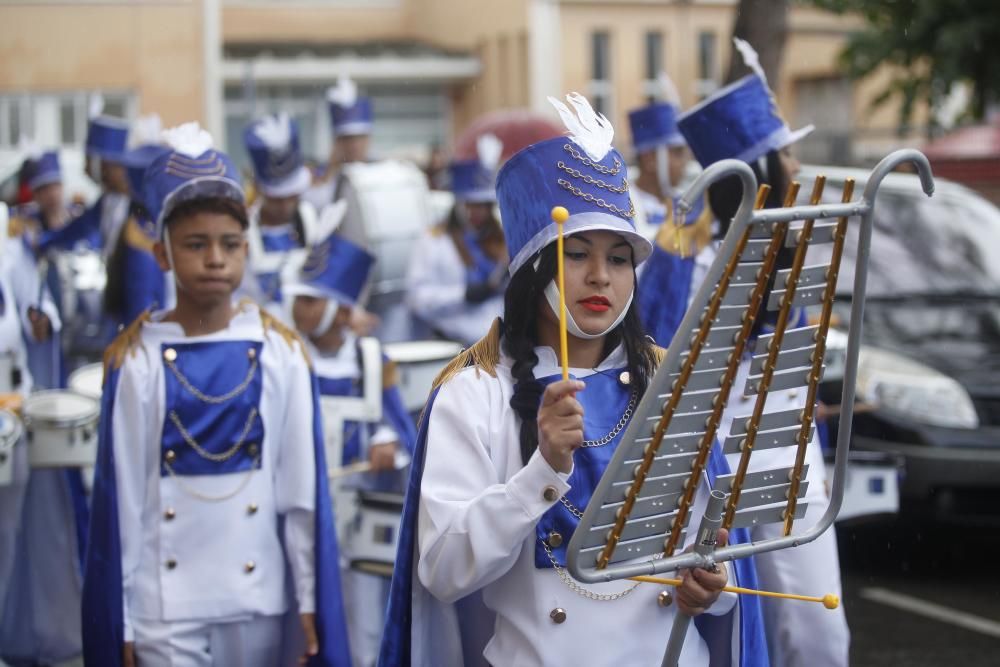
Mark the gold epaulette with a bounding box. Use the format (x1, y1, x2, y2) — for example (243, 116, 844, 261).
(655, 201, 713, 257)
(257, 303, 311, 365)
(7, 216, 28, 238)
(123, 216, 156, 254)
(382, 358, 399, 389)
(428, 222, 447, 238)
(103, 309, 152, 372)
(652, 344, 667, 366)
(432, 318, 502, 391)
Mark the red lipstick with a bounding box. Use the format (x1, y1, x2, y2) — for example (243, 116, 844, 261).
(578, 295, 611, 312)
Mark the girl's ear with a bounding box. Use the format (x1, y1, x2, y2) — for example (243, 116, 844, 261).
(153, 240, 171, 272)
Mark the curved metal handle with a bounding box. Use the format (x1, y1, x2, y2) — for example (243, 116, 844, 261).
(863, 148, 935, 202)
(678, 158, 758, 225)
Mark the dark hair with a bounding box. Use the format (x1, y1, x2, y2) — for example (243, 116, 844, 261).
(504, 242, 658, 465)
(103, 201, 148, 319)
(163, 196, 249, 232)
(707, 149, 795, 335)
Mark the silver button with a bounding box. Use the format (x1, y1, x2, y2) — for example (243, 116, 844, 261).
(164, 507, 176, 521)
(244, 560, 256, 573)
(618, 371, 631, 386)
(247, 347, 257, 359)
(247, 443, 259, 458)
(658, 590, 674, 607)
(164, 449, 176, 464)
(163, 348, 177, 362)
(547, 531, 564, 548)
(165, 558, 177, 570)
(247, 503, 259, 515)
(542, 486, 559, 502)
(550, 607, 567, 624)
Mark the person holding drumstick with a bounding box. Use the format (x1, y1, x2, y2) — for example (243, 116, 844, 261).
(81, 122, 352, 667)
(379, 94, 767, 667)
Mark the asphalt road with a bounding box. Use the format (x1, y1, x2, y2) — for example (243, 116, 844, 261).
(838, 518, 1000, 665)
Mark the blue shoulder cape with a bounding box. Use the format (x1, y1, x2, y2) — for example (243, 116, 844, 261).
(81, 363, 353, 666)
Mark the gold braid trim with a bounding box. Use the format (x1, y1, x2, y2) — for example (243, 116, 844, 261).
(103, 309, 152, 372)
(382, 358, 400, 389)
(7, 216, 29, 238)
(427, 222, 447, 238)
(123, 216, 155, 254)
(431, 318, 502, 391)
(257, 304, 312, 366)
(654, 200, 714, 257)
(652, 344, 667, 366)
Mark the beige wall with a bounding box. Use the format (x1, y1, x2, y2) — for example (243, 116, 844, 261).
(223, 3, 408, 43)
(0, 1, 206, 126)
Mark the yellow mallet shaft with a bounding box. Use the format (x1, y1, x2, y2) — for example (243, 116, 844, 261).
(627, 575, 840, 609)
(551, 206, 571, 381)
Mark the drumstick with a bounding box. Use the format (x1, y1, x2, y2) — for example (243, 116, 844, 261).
(628, 574, 840, 609)
(329, 460, 373, 479)
(551, 206, 571, 381)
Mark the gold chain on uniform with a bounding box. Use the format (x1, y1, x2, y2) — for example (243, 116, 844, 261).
(556, 161, 629, 194)
(562, 143, 622, 175)
(168, 407, 259, 462)
(165, 356, 258, 404)
(581, 390, 637, 448)
(164, 454, 261, 502)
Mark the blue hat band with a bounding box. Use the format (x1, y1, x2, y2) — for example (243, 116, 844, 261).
(298, 236, 375, 304)
(157, 177, 245, 233)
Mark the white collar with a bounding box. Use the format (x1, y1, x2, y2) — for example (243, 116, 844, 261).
(529, 343, 628, 379)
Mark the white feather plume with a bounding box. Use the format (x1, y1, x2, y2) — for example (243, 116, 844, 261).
(547, 92, 614, 162)
(160, 122, 214, 158)
(326, 76, 358, 109)
(17, 136, 43, 160)
(88, 93, 105, 119)
(656, 71, 682, 107)
(131, 113, 163, 146)
(252, 113, 293, 152)
(733, 37, 767, 83)
(476, 133, 503, 171)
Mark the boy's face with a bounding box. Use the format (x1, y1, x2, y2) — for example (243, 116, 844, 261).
(154, 211, 248, 304)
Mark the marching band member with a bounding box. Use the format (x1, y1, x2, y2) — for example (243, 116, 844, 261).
(81, 123, 352, 667)
(672, 38, 850, 667)
(303, 76, 373, 213)
(105, 114, 174, 328)
(380, 94, 767, 667)
(11, 149, 84, 238)
(405, 134, 507, 346)
(285, 233, 417, 667)
(0, 202, 83, 666)
(243, 113, 322, 311)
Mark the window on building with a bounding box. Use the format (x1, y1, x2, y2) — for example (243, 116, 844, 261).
(0, 92, 133, 150)
(590, 30, 613, 118)
(643, 31, 665, 102)
(697, 31, 718, 99)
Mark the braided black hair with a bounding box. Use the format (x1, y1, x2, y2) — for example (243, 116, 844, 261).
(504, 242, 658, 465)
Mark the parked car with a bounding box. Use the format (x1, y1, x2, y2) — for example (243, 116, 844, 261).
(803, 164, 1000, 525)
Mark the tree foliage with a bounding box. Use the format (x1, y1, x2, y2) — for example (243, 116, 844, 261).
(810, 0, 1000, 128)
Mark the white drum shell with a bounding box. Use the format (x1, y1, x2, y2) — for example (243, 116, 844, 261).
(384, 340, 463, 412)
(344, 492, 404, 577)
(24, 391, 99, 468)
(68, 362, 105, 401)
(0, 409, 22, 485)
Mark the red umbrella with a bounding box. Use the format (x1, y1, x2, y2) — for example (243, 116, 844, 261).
(454, 109, 565, 163)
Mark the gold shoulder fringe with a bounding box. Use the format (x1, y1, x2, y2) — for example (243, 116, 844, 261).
(103, 309, 152, 372)
(428, 222, 447, 238)
(7, 216, 29, 238)
(257, 303, 312, 365)
(123, 216, 155, 254)
(652, 344, 667, 366)
(431, 318, 502, 391)
(382, 357, 400, 389)
(654, 200, 714, 257)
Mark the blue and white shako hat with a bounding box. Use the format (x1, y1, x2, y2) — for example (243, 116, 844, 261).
(497, 93, 652, 276)
(286, 233, 375, 307)
(244, 113, 312, 198)
(143, 122, 245, 236)
(25, 150, 62, 191)
(120, 114, 170, 205)
(450, 133, 503, 204)
(629, 72, 686, 153)
(326, 76, 373, 137)
(678, 38, 814, 167)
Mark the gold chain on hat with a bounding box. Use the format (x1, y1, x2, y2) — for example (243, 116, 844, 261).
(556, 161, 629, 194)
(557, 179, 635, 219)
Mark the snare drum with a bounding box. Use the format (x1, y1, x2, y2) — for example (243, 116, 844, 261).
(68, 362, 104, 401)
(24, 390, 99, 468)
(0, 408, 23, 485)
(384, 340, 463, 412)
(345, 491, 404, 577)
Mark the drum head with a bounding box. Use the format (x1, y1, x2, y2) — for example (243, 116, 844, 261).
(68, 363, 104, 400)
(0, 408, 21, 446)
(384, 340, 464, 364)
(24, 391, 99, 426)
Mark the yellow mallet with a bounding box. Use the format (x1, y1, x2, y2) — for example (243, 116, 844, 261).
(628, 575, 840, 609)
(551, 206, 571, 381)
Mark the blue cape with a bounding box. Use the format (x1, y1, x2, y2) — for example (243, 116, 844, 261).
(81, 363, 353, 666)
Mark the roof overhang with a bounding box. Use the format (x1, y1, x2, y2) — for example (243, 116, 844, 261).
(223, 53, 481, 85)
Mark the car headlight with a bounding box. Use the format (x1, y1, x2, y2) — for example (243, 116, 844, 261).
(856, 347, 979, 429)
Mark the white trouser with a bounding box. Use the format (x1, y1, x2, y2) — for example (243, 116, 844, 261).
(132, 614, 283, 667)
(342, 569, 390, 667)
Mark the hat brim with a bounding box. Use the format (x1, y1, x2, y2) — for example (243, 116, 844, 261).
(333, 122, 373, 137)
(258, 166, 312, 199)
(508, 211, 653, 276)
(157, 176, 246, 235)
(283, 282, 354, 307)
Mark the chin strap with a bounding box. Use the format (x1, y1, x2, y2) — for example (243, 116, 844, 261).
(312, 298, 340, 337)
(543, 279, 633, 340)
(162, 227, 185, 292)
